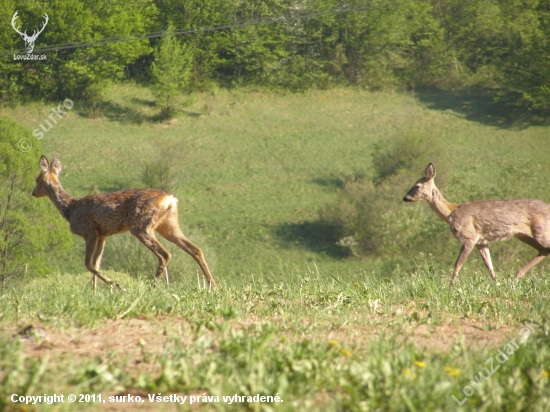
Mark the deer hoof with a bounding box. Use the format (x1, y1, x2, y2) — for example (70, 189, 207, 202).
(114, 282, 126, 291)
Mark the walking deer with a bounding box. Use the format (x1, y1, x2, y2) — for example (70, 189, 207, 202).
(32, 155, 218, 292)
(403, 163, 550, 284)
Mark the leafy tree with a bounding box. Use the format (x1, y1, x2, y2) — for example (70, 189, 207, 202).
(1, 0, 550, 107)
(0, 117, 73, 290)
(154, 0, 235, 85)
(0, 0, 157, 106)
(0, 0, 24, 106)
(150, 27, 193, 117)
(499, 0, 550, 111)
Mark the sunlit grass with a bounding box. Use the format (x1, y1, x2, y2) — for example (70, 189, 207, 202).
(2, 86, 550, 410)
(1, 266, 549, 411)
(3, 84, 549, 279)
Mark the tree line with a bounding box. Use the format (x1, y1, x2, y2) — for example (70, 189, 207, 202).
(0, 0, 549, 110)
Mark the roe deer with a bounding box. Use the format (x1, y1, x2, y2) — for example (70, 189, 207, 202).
(403, 163, 550, 284)
(32, 155, 218, 292)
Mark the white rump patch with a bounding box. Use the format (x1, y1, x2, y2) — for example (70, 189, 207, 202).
(158, 195, 178, 210)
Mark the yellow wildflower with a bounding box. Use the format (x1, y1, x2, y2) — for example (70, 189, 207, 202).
(328, 340, 339, 348)
(341, 349, 351, 357)
(540, 370, 549, 378)
(138, 338, 146, 347)
(402, 368, 417, 379)
(354, 282, 360, 287)
(414, 360, 426, 368)
(444, 367, 460, 377)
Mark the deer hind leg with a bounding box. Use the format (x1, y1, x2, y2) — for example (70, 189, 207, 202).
(130, 228, 171, 283)
(515, 253, 549, 280)
(514, 234, 550, 281)
(155, 217, 218, 290)
(85, 235, 117, 292)
(451, 241, 475, 284)
(476, 243, 496, 281)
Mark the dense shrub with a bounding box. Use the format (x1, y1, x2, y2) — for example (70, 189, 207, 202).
(0, 117, 73, 289)
(140, 137, 187, 193)
(321, 133, 449, 263)
(3, 0, 549, 109)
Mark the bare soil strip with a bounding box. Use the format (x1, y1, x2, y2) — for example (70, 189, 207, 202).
(3, 317, 517, 362)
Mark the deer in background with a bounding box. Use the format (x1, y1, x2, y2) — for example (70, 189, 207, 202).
(32, 156, 218, 292)
(11, 11, 49, 54)
(403, 163, 550, 284)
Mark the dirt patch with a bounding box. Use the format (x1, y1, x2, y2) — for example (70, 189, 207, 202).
(314, 317, 517, 353)
(399, 319, 516, 352)
(3, 318, 194, 367)
(2, 316, 519, 365)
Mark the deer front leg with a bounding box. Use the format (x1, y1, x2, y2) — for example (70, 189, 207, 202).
(92, 237, 107, 270)
(476, 243, 496, 281)
(91, 237, 107, 293)
(85, 235, 120, 292)
(451, 242, 475, 284)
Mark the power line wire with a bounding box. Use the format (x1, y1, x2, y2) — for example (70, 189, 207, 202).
(1, 0, 419, 57)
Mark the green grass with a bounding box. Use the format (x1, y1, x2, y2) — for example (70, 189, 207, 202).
(3, 84, 550, 279)
(1, 267, 550, 411)
(2, 85, 550, 410)
(3, 263, 550, 326)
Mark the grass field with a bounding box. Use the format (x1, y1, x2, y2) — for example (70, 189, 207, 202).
(1, 267, 550, 411)
(1, 85, 550, 410)
(4, 84, 550, 278)
(1, 268, 549, 411)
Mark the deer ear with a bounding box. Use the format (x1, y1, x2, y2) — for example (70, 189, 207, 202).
(50, 157, 62, 176)
(425, 163, 436, 180)
(39, 155, 49, 173)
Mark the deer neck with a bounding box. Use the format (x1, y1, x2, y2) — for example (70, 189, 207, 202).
(45, 181, 75, 221)
(427, 186, 459, 223)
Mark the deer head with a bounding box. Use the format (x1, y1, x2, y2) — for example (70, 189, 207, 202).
(403, 163, 437, 202)
(11, 11, 49, 54)
(32, 155, 62, 198)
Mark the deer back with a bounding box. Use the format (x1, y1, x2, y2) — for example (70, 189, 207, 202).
(449, 199, 550, 243)
(68, 189, 175, 237)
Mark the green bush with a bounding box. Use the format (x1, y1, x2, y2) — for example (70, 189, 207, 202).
(140, 136, 187, 193)
(321, 133, 447, 264)
(371, 134, 443, 184)
(141, 160, 176, 193)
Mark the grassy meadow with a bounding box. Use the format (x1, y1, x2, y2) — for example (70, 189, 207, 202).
(1, 85, 550, 410)
(4, 84, 550, 278)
